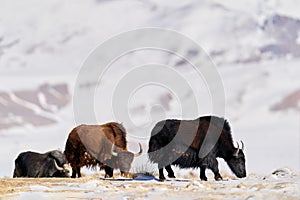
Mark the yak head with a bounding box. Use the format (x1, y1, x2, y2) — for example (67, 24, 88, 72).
(226, 141, 246, 178)
(48, 150, 72, 177)
(53, 160, 72, 177)
(106, 143, 143, 177)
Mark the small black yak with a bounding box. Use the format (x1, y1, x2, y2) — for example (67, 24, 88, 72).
(64, 122, 142, 178)
(148, 116, 246, 181)
(13, 150, 72, 178)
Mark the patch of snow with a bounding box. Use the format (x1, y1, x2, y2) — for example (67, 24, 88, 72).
(29, 185, 50, 191)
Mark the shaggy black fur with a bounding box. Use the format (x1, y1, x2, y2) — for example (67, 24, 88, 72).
(148, 115, 246, 181)
(13, 150, 70, 178)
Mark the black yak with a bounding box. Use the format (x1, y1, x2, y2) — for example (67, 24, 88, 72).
(64, 122, 142, 178)
(13, 150, 72, 178)
(148, 116, 246, 181)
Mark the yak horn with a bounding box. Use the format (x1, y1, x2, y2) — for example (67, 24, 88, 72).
(54, 160, 64, 171)
(111, 144, 118, 156)
(134, 143, 143, 157)
(241, 140, 244, 151)
(233, 142, 240, 157)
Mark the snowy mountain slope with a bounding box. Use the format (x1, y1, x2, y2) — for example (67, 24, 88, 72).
(0, 83, 70, 129)
(1, 0, 300, 74)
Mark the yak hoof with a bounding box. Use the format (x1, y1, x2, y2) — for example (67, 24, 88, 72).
(121, 173, 131, 178)
(104, 174, 112, 178)
(200, 177, 208, 181)
(168, 174, 176, 179)
(215, 177, 223, 181)
(159, 177, 166, 182)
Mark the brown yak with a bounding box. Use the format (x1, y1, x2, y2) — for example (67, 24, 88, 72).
(64, 122, 142, 178)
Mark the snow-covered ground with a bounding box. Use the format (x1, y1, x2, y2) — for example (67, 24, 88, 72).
(1, 170, 299, 200)
(0, 0, 299, 199)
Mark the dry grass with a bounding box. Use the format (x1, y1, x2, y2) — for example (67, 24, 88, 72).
(131, 162, 157, 179)
(0, 173, 299, 200)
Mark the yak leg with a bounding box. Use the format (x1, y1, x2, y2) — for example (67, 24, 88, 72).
(76, 167, 82, 178)
(71, 167, 77, 178)
(200, 166, 208, 181)
(120, 171, 130, 178)
(158, 167, 166, 181)
(165, 165, 176, 178)
(208, 158, 222, 181)
(104, 166, 113, 178)
(72, 157, 81, 178)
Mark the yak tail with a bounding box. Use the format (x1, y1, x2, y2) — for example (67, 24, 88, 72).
(13, 168, 18, 178)
(107, 122, 127, 150)
(13, 162, 21, 178)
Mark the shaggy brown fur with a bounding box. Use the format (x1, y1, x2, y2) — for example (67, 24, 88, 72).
(64, 122, 139, 178)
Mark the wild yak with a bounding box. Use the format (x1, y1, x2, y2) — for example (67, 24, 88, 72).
(148, 116, 246, 181)
(64, 122, 142, 178)
(13, 150, 72, 178)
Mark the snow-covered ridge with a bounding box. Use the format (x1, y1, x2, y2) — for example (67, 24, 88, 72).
(1, 0, 300, 75)
(0, 83, 70, 130)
